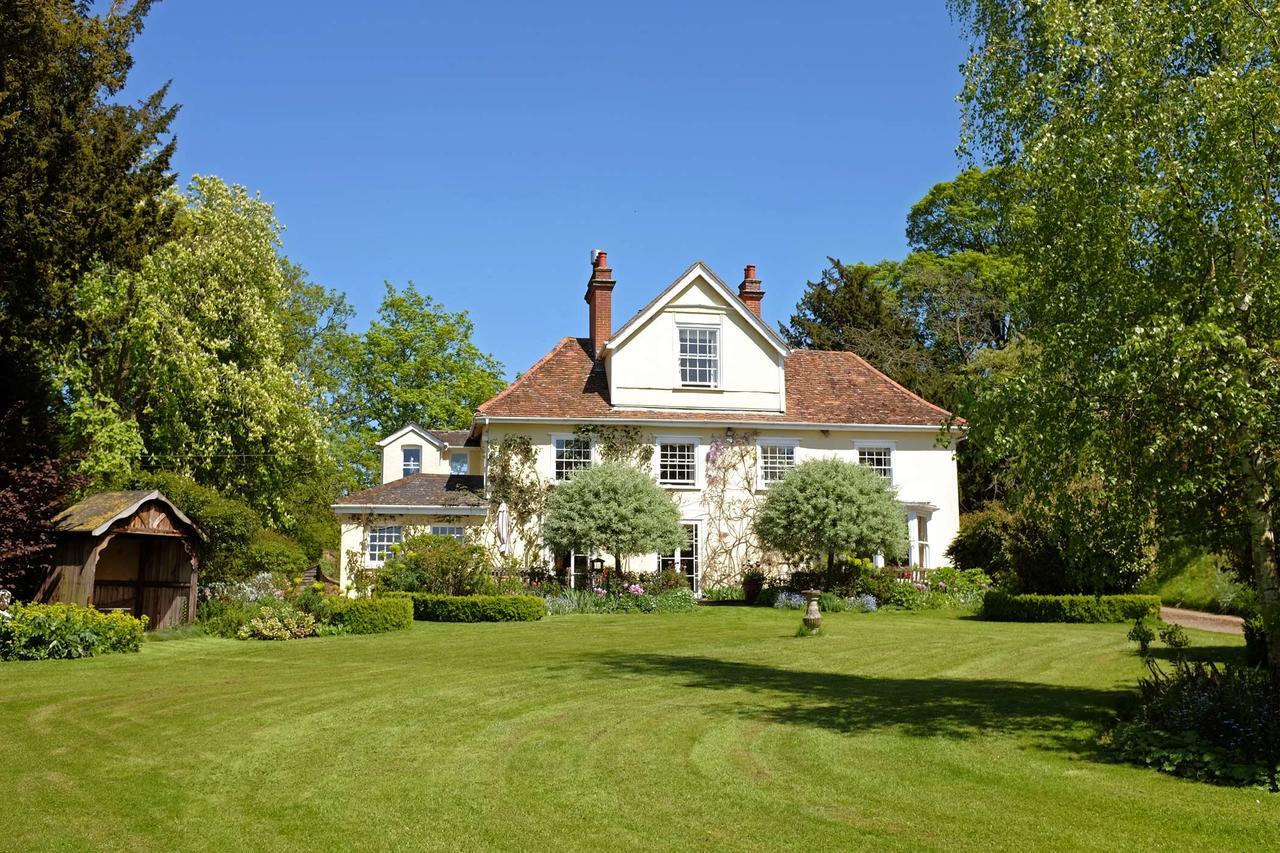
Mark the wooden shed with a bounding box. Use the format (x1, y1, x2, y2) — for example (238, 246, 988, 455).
(39, 490, 204, 630)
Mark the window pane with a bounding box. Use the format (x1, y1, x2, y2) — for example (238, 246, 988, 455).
(367, 525, 402, 562)
(430, 525, 466, 541)
(678, 327, 719, 387)
(658, 443, 696, 485)
(658, 523, 700, 593)
(858, 446, 892, 480)
(449, 452, 469, 475)
(759, 444, 795, 483)
(402, 447, 421, 477)
(554, 438, 592, 481)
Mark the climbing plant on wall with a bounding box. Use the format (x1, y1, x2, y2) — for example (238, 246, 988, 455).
(701, 430, 783, 587)
(573, 424, 653, 469)
(485, 434, 552, 567)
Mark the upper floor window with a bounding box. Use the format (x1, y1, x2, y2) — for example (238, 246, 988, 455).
(758, 441, 796, 485)
(430, 524, 467, 541)
(553, 437, 592, 481)
(402, 446, 422, 478)
(678, 326, 719, 388)
(658, 442, 697, 486)
(367, 525, 402, 563)
(449, 452, 469, 475)
(856, 445, 893, 481)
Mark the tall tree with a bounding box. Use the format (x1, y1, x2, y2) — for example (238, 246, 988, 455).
(0, 0, 176, 588)
(329, 284, 505, 487)
(780, 259, 929, 390)
(951, 0, 1280, 677)
(58, 176, 330, 523)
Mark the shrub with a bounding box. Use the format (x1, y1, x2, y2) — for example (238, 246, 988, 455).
(197, 599, 258, 638)
(375, 534, 494, 596)
(0, 603, 147, 661)
(647, 568, 690, 595)
(947, 504, 1015, 577)
(320, 596, 413, 634)
(1244, 617, 1269, 668)
(387, 592, 546, 622)
(885, 581, 934, 611)
(703, 585, 744, 602)
(244, 528, 309, 579)
(981, 591, 1161, 623)
(1103, 660, 1277, 788)
(1128, 618, 1157, 655)
(652, 588, 697, 612)
(236, 605, 316, 640)
(742, 570, 765, 604)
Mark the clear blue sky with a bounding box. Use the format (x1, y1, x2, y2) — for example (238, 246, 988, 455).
(125, 1, 969, 379)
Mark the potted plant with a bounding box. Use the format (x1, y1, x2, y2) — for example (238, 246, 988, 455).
(743, 568, 765, 605)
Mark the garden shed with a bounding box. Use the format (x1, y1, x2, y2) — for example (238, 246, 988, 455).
(39, 490, 204, 630)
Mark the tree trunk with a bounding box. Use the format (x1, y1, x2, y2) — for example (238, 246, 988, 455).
(1242, 452, 1280, 791)
(1243, 454, 1280, 681)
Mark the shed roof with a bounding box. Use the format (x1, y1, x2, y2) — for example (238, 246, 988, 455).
(54, 490, 204, 539)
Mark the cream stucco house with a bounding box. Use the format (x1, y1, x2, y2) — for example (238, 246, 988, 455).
(333, 252, 961, 592)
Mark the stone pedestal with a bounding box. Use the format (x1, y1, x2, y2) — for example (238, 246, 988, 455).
(802, 589, 822, 630)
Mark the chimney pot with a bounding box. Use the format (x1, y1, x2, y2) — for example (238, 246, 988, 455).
(744, 264, 756, 280)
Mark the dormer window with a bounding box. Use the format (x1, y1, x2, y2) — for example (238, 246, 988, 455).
(678, 325, 719, 388)
(402, 446, 422, 478)
(449, 452, 469, 475)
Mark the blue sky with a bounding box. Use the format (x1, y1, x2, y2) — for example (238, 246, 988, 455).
(126, 1, 969, 378)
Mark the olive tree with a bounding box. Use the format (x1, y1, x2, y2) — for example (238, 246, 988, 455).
(754, 459, 907, 585)
(541, 462, 683, 583)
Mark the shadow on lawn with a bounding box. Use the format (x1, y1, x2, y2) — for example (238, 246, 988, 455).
(592, 654, 1129, 754)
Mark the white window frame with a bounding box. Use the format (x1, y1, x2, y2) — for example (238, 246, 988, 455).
(551, 433, 594, 482)
(366, 525, 403, 564)
(401, 446, 422, 478)
(449, 451, 470, 475)
(756, 438, 799, 489)
(675, 323, 721, 389)
(906, 510, 931, 569)
(430, 524, 467, 541)
(658, 521, 702, 595)
(654, 436, 700, 488)
(854, 440, 896, 484)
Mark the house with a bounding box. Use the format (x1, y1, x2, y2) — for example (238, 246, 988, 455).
(333, 252, 961, 592)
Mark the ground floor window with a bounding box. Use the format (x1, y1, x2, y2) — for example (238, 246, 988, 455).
(367, 525, 402, 563)
(555, 551, 595, 589)
(907, 512, 930, 568)
(659, 522, 701, 594)
(430, 525, 466, 541)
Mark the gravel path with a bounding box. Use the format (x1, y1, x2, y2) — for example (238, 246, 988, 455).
(1160, 606, 1244, 635)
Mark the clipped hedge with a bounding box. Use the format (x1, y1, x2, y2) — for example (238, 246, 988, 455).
(981, 591, 1160, 623)
(386, 592, 546, 623)
(1, 603, 148, 661)
(322, 596, 413, 634)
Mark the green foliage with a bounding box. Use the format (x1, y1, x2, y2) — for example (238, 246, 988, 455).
(950, 0, 1280, 670)
(540, 588, 696, 615)
(982, 592, 1161, 624)
(375, 534, 493, 596)
(1128, 619, 1157, 656)
(197, 599, 258, 639)
(949, 496, 1155, 595)
(236, 605, 316, 641)
(1244, 617, 1269, 668)
(387, 592, 546, 623)
(320, 596, 413, 634)
(0, 603, 146, 661)
(60, 177, 331, 519)
(1158, 623, 1190, 652)
(244, 529, 309, 580)
(0, 0, 177, 445)
(542, 462, 684, 571)
(574, 424, 652, 469)
(326, 282, 505, 487)
(1103, 660, 1276, 788)
(703, 586, 744, 602)
(754, 459, 907, 572)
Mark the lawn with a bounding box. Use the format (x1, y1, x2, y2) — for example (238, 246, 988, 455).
(2, 608, 1274, 851)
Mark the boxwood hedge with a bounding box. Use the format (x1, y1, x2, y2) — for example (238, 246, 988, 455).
(981, 591, 1160, 623)
(385, 592, 546, 623)
(321, 596, 413, 634)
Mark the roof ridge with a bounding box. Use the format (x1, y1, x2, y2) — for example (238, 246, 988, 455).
(477, 337, 582, 415)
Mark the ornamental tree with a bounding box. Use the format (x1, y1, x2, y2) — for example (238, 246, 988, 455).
(541, 462, 684, 582)
(755, 459, 907, 585)
(950, 0, 1280, 678)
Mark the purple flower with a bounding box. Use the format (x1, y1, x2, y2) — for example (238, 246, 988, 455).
(592, 587, 607, 597)
(626, 584, 646, 596)
(913, 582, 926, 591)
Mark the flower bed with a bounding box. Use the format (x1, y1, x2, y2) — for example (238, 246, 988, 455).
(543, 587, 696, 615)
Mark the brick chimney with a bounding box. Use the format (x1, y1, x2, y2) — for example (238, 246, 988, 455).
(738, 263, 764, 318)
(585, 250, 615, 358)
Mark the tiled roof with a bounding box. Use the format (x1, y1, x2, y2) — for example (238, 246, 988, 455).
(333, 474, 487, 509)
(477, 338, 957, 427)
(427, 429, 480, 447)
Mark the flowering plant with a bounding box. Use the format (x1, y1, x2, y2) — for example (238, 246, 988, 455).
(625, 584, 646, 596)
